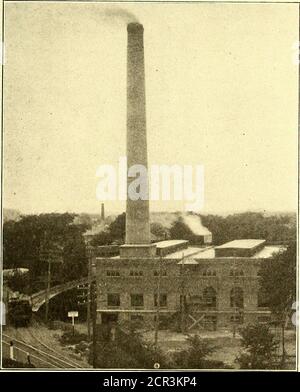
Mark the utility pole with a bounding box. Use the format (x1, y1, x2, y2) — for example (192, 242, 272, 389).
(45, 259, 51, 323)
(83, 235, 94, 341)
(91, 280, 97, 368)
(154, 257, 162, 351)
(281, 314, 286, 366)
(86, 246, 92, 341)
(180, 253, 186, 333)
(40, 235, 63, 324)
(232, 259, 237, 338)
(83, 233, 97, 367)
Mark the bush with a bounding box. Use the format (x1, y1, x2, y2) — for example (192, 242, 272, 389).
(172, 335, 215, 369)
(170, 335, 230, 369)
(91, 325, 168, 369)
(60, 330, 88, 345)
(90, 342, 140, 368)
(236, 323, 279, 369)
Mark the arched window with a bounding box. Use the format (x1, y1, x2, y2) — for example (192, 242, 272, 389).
(203, 287, 217, 308)
(230, 269, 244, 277)
(203, 269, 217, 277)
(257, 287, 269, 308)
(230, 314, 244, 324)
(230, 287, 244, 308)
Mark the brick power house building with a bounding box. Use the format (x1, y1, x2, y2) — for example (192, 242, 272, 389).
(94, 23, 283, 332)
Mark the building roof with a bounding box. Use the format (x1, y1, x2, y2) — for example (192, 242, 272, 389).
(168, 247, 205, 259)
(252, 246, 285, 258)
(177, 258, 199, 265)
(155, 240, 188, 249)
(195, 245, 283, 259)
(97, 244, 284, 262)
(214, 239, 265, 249)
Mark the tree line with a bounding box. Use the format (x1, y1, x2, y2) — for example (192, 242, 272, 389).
(3, 213, 88, 293)
(3, 211, 296, 293)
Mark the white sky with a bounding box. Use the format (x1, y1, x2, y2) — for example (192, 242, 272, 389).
(3, 2, 299, 215)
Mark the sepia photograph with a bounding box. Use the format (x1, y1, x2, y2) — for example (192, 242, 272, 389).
(0, 0, 298, 372)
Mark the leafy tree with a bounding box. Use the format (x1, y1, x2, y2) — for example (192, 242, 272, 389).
(79, 211, 296, 249)
(200, 212, 296, 245)
(91, 213, 171, 246)
(6, 271, 30, 294)
(92, 324, 167, 369)
(108, 212, 126, 242)
(150, 222, 168, 240)
(3, 213, 88, 293)
(90, 232, 114, 246)
(92, 341, 141, 368)
(45, 288, 85, 322)
(89, 213, 126, 245)
(169, 218, 193, 241)
(236, 323, 279, 369)
(117, 326, 167, 368)
(172, 335, 216, 369)
(259, 242, 296, 364)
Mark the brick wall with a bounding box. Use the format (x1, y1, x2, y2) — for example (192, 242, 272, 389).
(95, 256, 270, 329)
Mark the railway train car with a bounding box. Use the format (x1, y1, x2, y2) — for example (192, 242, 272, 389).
(8, 294, 32, 327)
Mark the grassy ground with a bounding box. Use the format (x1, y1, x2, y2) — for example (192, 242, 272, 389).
(142, 328, 297, 369)
(79, 319, 296, 369)
(3, 320, 296, 370)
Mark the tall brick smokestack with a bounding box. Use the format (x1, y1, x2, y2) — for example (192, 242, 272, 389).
(120, 23, 156, 258)
(126, 23, 150, 245)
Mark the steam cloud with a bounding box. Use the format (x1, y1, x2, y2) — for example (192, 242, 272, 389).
(182, 215, 211, 236)
(151, 212, 211, 236)
(78, 5, 139, 27)
(103, 8, 139, 24)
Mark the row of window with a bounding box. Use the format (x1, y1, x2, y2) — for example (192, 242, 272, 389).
(229, 270, 244, 277)
(188, 287, 268, 308)
(202, 269, 217, 276)
(202, 269, 245, 277)
(106, 287, 268, 309)
(106, 288, 244, 309)
(107, 293, 167, 308)
(106, 270, 167, 277)
(191, 286, 244, 308)
(129, 271, 143, 277)
(106, 269, 248, 278)
(106, 271, 120, 277)
(127, 314, 270, 327)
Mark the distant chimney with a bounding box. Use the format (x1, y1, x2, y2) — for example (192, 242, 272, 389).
(101, 203, 105, 220)
(120, 23, 156, 258)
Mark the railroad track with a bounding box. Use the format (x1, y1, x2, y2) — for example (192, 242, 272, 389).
(2, 333, 84, 369)
(2, 339, 60, 368)
(23, 328, 86, 369)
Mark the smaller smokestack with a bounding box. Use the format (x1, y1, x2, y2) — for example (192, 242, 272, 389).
(101, 203, 105, 220)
